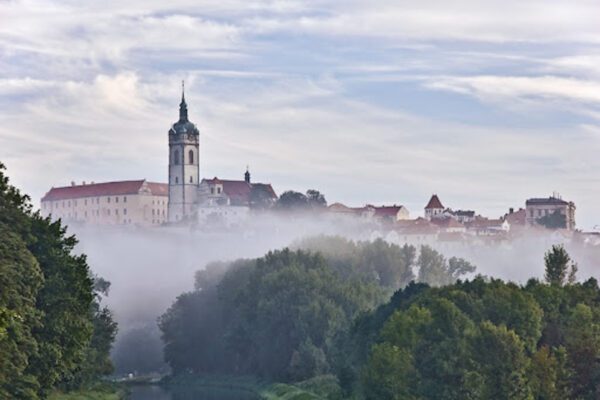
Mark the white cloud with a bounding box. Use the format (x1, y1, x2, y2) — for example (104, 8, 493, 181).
(426, 75, 600, 105)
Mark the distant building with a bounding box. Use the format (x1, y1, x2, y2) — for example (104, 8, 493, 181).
(525, 195, 576, 230)
(373, 205, 410, 222)
(430, 217, 467, 233)
(503, 208, 526, 226)
(41, 180, 168, 226)
(424, 194, 445, 220)
(197, 174, 277, 208)
(467, 217, 510, 236)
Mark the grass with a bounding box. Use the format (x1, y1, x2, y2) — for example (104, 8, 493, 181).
(48, 383, 127, 400)
(162, 373, 330, 399)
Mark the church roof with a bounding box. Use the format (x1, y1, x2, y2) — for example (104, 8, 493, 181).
(169, 81, 199, 136)
(42, 180, 168, 201)
(200, 178, 277, 205)
(425, 194, 444, 209)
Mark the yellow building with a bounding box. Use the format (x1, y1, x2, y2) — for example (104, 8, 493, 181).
(41, 180, 168, 226)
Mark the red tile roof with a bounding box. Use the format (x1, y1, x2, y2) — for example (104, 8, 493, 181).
(41, 180, 168, 201)
(431, 217, 465, 229)
(425, 194, 444, 209)
(201, 178, 277, 205)
(374, 205, 405, 218)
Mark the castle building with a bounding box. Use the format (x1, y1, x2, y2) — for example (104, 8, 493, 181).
(525, 195, 576, 230)
(41, 84, 277, 227)
(41, 180, 168, 226)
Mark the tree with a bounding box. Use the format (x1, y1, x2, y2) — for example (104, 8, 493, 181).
(0, 226, 44, 399)
(544, 245, 577, 286)
(417, 245, 475, 286)
(276, 191, 308, 211)
(537, 211, 567, 229)
(306, 189, 327, 209)
(0, 162, 117, 398)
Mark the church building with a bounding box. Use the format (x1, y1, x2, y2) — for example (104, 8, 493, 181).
(41, 84, 277, 227)
(167, 83, 277, 223)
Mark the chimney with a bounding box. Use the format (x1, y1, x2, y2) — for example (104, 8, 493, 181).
(71, 181, 75, 186)
(82, 181, 86, 186)
(509, 207, 514, 214)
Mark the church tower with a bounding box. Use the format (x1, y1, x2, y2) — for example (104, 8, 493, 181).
(168, 82, 200, 222)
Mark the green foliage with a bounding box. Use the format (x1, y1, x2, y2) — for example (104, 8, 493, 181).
(537, 210, 567, 229)
(417, 245, 475, 286)
(544, 244, 577, 286)
(0, 226, 44, 399)
(275, 190, 327, 211)
(357, 247, 600, 400)
(0, 162, 117, 399)
(160, 236, 476, 391)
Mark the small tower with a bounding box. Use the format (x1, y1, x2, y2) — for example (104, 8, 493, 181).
(168, 81, 200, 222)
(244, 166, 251, 184)
(424, 194, 444, 220)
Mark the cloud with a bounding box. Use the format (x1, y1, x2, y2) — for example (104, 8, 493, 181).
(426, 75, 600, 106)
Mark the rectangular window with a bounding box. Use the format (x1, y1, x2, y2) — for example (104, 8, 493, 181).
(115, 209, 119, 215)
(116, 197, 119, 203)
(84, 199, 87, 206)
(108, 197, 111, 203)
(124, 196, 127, 203)
(124, 208, 127, 215)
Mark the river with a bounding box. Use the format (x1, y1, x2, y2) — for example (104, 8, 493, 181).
(128, 384, 261, 400)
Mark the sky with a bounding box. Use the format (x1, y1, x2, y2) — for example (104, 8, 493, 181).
(1, 0, 600, 228)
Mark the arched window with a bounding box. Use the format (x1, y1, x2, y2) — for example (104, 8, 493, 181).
(189, 150, 194, 164)
(174, 150, 180, 165)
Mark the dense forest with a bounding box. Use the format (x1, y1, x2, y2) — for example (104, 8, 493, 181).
(160, 237, 600, 399)
(0, 163, 117, 399)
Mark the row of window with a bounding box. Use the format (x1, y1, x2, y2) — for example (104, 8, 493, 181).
(46, 196, 128, 209)
(173, 149, 195, 165)
(529, 208, 565, 218)
(173, 176, 196, 184)
(45, 196, 168, 209)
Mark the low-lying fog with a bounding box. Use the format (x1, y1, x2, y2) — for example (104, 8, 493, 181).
(69, 215, 600, 374)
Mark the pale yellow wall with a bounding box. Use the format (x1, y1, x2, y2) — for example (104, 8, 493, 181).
(42, 193, 168, 227)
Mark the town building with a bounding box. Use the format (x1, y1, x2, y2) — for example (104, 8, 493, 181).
(41, 180, 168, 226)
(525, 195, 576, 230)
(424, 194, 444, 220)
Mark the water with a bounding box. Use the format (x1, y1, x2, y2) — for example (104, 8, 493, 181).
(128, 384, 260, 400)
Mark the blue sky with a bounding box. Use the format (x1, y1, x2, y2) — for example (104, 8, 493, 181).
(1, 0, 600, 228)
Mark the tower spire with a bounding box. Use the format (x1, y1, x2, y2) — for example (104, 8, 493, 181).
(179, 80, 188, 121)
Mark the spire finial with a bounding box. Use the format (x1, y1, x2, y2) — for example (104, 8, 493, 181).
(179, 80, 188, 121)
(244, 165, 251, 184)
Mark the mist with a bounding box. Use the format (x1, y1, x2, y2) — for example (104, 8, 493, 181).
(69, 213, 600, 375)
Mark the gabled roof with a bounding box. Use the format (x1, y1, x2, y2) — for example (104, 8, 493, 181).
(425, 194, 444, 209)
(41, 180, 168, 201)
(201, 178, 277, 205)
(374, 205, 406, 218)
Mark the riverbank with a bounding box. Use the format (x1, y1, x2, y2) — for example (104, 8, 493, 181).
(159, 374, 341, 399)
(48, 383, 127, 400)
